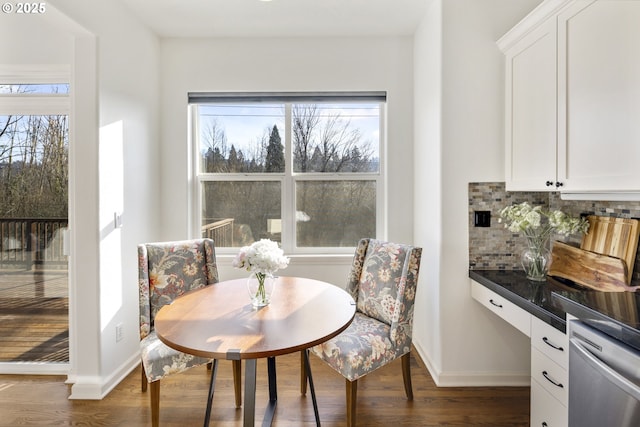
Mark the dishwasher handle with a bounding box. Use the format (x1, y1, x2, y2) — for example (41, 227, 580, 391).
(570, 337, 640, 401)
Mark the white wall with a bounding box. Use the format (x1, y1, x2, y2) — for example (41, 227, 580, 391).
(42, 0, 160, 398)
(0, 11, 73, 64)
(413, 0, 542, 386)
(413, 0, 444, 380)
(160, 36, 416, 282)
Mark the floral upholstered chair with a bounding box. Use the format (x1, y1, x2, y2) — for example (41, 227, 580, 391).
(138, 239, 241, 427)
(304, 238, 422, 427)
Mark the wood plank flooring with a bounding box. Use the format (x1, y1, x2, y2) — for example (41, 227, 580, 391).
(0, 270, 530, 425)
(0, 270, 68, 362)
(0, 351, 530, 426)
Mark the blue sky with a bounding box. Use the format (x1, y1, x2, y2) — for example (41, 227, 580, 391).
(0, 84, 69, 95)
(199, 103, 380, 158)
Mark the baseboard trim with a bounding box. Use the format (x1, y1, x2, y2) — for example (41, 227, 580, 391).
(68, 353, 139, 400)
(434, 370, 531, 387)
(412, 342, 530, 387)
(100, 352, 140, 397)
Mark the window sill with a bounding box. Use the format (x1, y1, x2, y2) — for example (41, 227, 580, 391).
(216, 253, 353, 267)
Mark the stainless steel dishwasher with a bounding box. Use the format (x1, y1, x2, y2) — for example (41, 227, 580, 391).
(569, 320, 640, 427)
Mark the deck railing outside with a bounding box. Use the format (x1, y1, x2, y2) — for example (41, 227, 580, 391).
(1, 217, 233, 270)
(0, 218, 68, 270)
(202, 218, 235, 247)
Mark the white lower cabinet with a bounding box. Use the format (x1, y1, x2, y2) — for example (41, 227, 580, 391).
(531, 316, 568, 370)
(531, 379, 568, 427)
(532, 347, 568, 406)
(471, 280, 569, 427)
(530, 317, 568, 426)
(470, 280, 531, 337)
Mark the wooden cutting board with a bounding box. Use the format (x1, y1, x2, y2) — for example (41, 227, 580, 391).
(549, 241, 637, 292)
(580, 215, 640, 284)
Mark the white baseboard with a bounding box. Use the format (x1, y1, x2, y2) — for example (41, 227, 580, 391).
(67, 377, 104, 400)
(434, 370, 531, 387)
(68, 352, 140, 400)
(413, 342, 530, 387)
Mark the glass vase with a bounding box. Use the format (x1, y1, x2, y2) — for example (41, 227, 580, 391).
(247, 272, 275, 307)
(521, 241, 551, 282)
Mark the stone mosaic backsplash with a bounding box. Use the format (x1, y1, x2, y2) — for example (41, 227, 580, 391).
(468, 182, 640, 283)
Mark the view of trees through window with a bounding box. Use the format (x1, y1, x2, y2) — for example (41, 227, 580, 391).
(0, 113, 68, 218)
(195, 100, 382, 250)
(0, 84, 69, 218)
(0, 82, 70, 365)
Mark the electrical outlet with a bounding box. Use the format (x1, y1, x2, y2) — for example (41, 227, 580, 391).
(115, 323, 124, 342)
(474, 211, 491, 227)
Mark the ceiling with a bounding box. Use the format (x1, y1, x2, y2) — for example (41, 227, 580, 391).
(116, 0, 429, 38)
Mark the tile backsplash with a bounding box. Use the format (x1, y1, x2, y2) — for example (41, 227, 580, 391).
(468, 182, 640, 283)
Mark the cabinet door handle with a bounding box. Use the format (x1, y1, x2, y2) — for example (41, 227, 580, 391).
(542, 370, 564, 388)
(555, 181, 564, 188)
(542, 423, 548, 427)
(489, 299, 503, 308)
(545, 181, 554, 187)
(542, 336, 564, 352)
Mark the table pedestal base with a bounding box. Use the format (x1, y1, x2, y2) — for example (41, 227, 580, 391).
(203, 353, 321, 427)
(203, 359, 219, 426)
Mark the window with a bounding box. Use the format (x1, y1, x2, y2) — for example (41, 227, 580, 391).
(0, 82, 70, 218)
(190, 92, 385, 254)
(0, 71, 70, 366)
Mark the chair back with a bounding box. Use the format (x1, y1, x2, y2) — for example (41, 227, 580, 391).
(138, 238, 218, 340)
(346, 238, 422, 343)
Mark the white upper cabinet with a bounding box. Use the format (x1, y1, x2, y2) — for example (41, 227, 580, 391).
(557, 0, 640, 192)
(503, 17, 558, 191)
(499, 0, 640, 195)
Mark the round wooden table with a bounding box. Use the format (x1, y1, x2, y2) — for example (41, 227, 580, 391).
(154, 276, 356, 426)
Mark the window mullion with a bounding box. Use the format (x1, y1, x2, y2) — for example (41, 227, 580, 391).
(189, 104, 201, 238)
(282, 103, 294, 254)
(0, 96, 70, 115)
(377, 101, 387, 241)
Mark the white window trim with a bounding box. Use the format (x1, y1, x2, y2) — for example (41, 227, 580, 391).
(189, 96, 386, 256)
(0, 65, 70, 114)
(0, 64, 70, 84)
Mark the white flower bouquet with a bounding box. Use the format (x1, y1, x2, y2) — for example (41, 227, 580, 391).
(233, 239, 289, 306)
(499, 202, 589, 238)
(499, 202, 589, 281)
(232, 239, 290, 274)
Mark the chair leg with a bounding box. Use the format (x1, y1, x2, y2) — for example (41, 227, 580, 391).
(232, 359, 242, 408)
(150, 380, 160, 427)
(401, 352, 414, 400)
(300, 350, 308, 395)
(346, 379, 357, 427)
(141, 363, 147, 392)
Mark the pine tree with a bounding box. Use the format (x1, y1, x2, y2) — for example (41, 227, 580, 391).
(228, 145, 239, 172)
(265, 125, 285, 172)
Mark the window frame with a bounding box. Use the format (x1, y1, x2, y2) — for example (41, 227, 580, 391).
(0, 65, 70, 115)
(189, 93, 386, 255)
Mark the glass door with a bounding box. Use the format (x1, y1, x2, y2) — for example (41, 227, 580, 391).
(0, 84, 69, 367)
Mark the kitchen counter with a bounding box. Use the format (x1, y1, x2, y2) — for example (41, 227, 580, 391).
(470, 270, 640, 351)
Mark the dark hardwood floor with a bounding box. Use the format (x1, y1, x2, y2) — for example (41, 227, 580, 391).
(0, 350, 530, 426)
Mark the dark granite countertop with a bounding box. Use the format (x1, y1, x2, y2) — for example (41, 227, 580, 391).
(470, 270, 640, 351)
